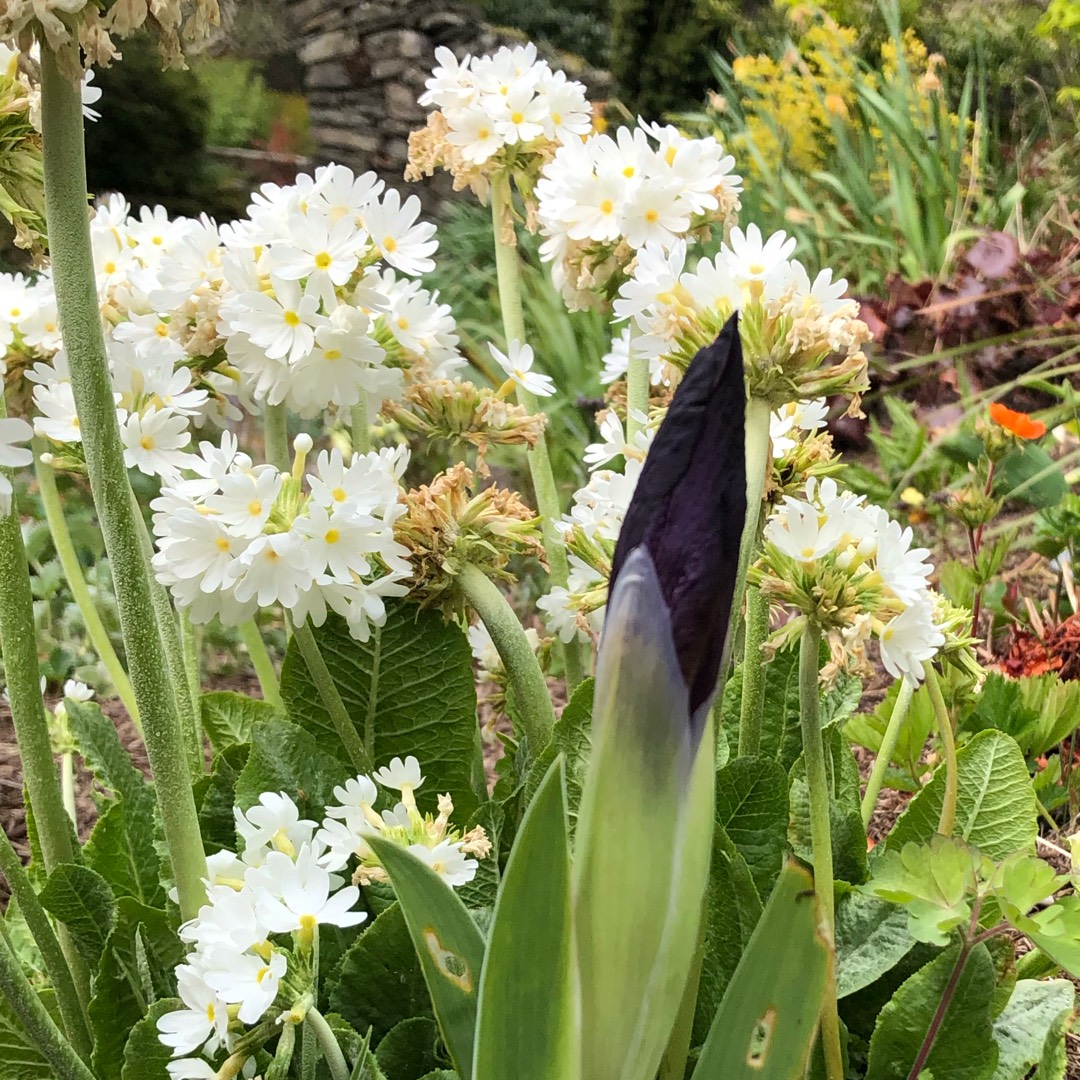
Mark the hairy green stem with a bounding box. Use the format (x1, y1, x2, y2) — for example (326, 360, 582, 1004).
(0, 926, 95, 1080)
(737, 586, 770, 756)
(34, 443, 139, 724)
(861, 675, 916, 828)
(289, 617, 372, 773)
(0, 829, 91, 1059)
(300, 1013, 317, 1080)
(626, 339, 649, 443)
(264, 402, 290, 472)
(351, 399, 371, 456)
(458, 562, 556, 750)
(307, 1007, 350, 1080)
(489, 174, 585, 691)
(179, 608, 202, 723)
(237, 619, 283, 709)
(924, 662, 958, 837)
(799, 623, 844, 1080)
(60, 751, 76, 824)
(40, 48, 206, 921)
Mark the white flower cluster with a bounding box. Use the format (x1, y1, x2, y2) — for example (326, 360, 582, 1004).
(762, 478, 945, 681)
(151, 434, 411, 639)
(468, 620, 541, 685)
(418, 43, 591, 166)
(536, 122, 742, 308)
(0, 43, 102, 122)
(770, 398, 829, 458)
(0, 415, 33, 514)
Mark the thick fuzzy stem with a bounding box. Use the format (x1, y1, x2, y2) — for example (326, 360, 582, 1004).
(35, 444, 140, 724)
(237, 619, 283, 709)
(306, 1008, 350, 1080)
(924, 662, 958, 837)
(351, 399, 371, 456)
(458, 562, 556, 750)
(39, 49, 206, 921)
(861, 675, 916, 828)
(737, 586, 770, 756)
(264, 402, 290, 472)
(799, 623, 844, 1080)
(626, 340, 650, 442)
(489, 175, 585, 690)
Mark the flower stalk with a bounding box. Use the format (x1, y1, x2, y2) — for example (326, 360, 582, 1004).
(351, 399, 371, 456)
(458, 561, 556, 750)
(924, 661, 958, 837)
(306, 1007, 350, 1080)
(798, 621, 844, 1080)
(737, 585, 770, 756)
(237, 619, 283, 709)
(39, 46, 206, 921)
(489, 173, 584, 689)
(264, 402, 290, 473)
(34, 441, 140, 725)
(861, 674, 916, 828)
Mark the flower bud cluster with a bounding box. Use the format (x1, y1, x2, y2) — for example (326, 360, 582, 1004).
(151, 434, 411, 641)
(753, 477, 946, 681)
(407, 43, 591, 200)
(613, 228, 871, 408)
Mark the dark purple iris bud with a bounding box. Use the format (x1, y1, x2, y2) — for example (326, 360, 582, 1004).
(609, 313, 747, 731)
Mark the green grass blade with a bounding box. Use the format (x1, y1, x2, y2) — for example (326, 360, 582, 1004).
(366, 836, 486, 1079)
(692, 862, 830, 1080)
(473, 758, 576, 1080)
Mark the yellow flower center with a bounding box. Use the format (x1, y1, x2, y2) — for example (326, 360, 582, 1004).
(477, 127, 491, 140)
(314, 252, 332, 270)
(264, 548, 279, 562)
(599, 199, 614, 214)
(511, 111, 524, 124)
(551, 112, 562, 124)
(801, 547, 816, 559)
(103, 261, 117, 275)
(283, 310, 301, 327)
(256, 965, 272, 985)
(383, 236, 398, 253)
(299, 913, 317, 931)
(206, 1003, 215, 1023)
(155, 323, 169, 337)
(248, 500, 262, 516)
(883, 627, 895, 641)
(71, 417, 80, 429)
(215, 537, 231, 552)
(645, 209, 659, 223)
(665, 145, 677, 166)
(623, 166, 635, 178)
(332, 486, 347, 502)
(396, 317, 409, 330)
(324, 348, 342, 361)
(9, 307, 19, 318)
(139, 435, 155, 451)
(152, 235, 163, 245)
(324, 528, 340, 544)
(748, 263, 765, 276)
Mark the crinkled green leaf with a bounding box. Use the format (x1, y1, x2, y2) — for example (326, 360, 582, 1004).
(326, 903, 431, 1043)
(84, 800, 144, 903)
(834, 887, 916, 998)
(886, 731, 1037, 862)
(715, 755, 789, 898)
(866, 944, 999, 1080)
(375, 1016, 442, 1080)
(200, 690, 281, 754)
(235, 718, 352, 822)
(0, 990, 60, 1079)
(193, 743, 249, 853)
(120, 998, 181, 1080)
(280, 605, 485, 821)
(846, 681, 935, 784)
(989, 979, 1074, 1080)
(38, 863, 116, 969)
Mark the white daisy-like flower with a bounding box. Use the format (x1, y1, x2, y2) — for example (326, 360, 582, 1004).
(407, 839, 478, 888)
(373, 755, 424, 793)
(0, 416, 33, 515)
(877, 599, 945, 682)
(488, 339, 556, 397)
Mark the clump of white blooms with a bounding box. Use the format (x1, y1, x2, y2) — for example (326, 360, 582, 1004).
(0, 415, 33, 514)
(755, 478, 946, 682)
(151, 433, 412, 640)
(408, 43, 591, 197)
(612, 229, 871, 405)
(535, 123, 743, 309)
(770, 398, 829, 458)
(158, 771, 488, 1075)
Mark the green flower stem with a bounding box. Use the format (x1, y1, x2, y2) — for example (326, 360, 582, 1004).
(39, 47, 206, 922)
(860, 675, 916, 828)
(458, 561, 556, 750)
(264, 402, 290, 472)
(626, 326, 649, 442)
(737, 585, 770, 756)
(0, 925, 95, 1080)
(306, 1007, 350, 1080)
(34, 443, 140, 725)
(60, 751, 76, 824)
(179, 608, 202, 723)
(799, 622, 844, 1080)
(237, 619, 283, 709)
(924, 662, 958, 837)
(129, 487, 204, 779)
(289, 616, 373, 773)
(489, 174, 585, 690)
(0, 828, 91, 1059)
(351, 399, 371, 456)
(300, 1014, 317, 1080)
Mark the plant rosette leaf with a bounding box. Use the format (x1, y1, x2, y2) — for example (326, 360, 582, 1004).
(989, 979, 1074, 1080)
(834, 887, 917, 999)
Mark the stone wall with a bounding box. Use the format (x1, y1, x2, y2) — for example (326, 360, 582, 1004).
(284, 0, 607, 204)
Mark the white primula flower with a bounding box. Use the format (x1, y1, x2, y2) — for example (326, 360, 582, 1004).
(203, 467, 283, 539)
(166, 1059, 217, 1080)
(316, 811, 376, 872)
(120, 406, 191, 478)
(408, 839, 478, 887)
(362, 189, 438, 277)
(62, 679, 94, 702)
(227, 275, 324, 365)
(770, 399, 829, 458)
(32, 381, 82, 443)
(583, 409, 650, 470)
(253, 843, 368, 933)
(234, 792, 317, 860)
(765, 498, 848, 564)
(327, 774, 379, 816)
(723, 224, 797, 299)
(0, 416, 33, 514)
(867, 508, 936, 606)
(373, 755, 424, 794)
(203, 949, 287, 1025)
(488, 340, 556, 397)
(877, 599, 945, 681)
(270, 211, 369, 309)
(156, 964, 229, 1057)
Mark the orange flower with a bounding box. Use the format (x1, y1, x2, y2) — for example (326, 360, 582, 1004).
(989, 402, 1046, 440)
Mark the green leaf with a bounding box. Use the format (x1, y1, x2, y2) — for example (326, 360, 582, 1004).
(120, 998, 182, 1080)
(886, 731, 1037, 861)
(280, 605, 485, 821)
(327, 904, 431, 1042)
(67, 700, 163, 906)
(866, 944, 999, 1080)
(235, 718, 352, 822)
(959, 674, 1042, 753)
(84, 800, 143, 902)
(0, 991, 59, 1079)
(715, 756, 789, 899)
(995, 854, 1066, 922)
(1018, 896, 1080, 979)
(989, 980, 1074, 1080)
(200, 690, 281, 754)
(193, 743, 249, 853)
(38, 863, 116, 969)
(995, 443, 1067, 508)
(789, 728, 868, 884)
(316, 1015, 382, 1080)
(451, 800, 501, 911)
(834, 888, 917, 998)
(375, 1017, 442, 1080)
(522, 678, 593, 831)
(89, 900, 184, 1080)
(692, 827, 763, 1045)
(846, 682, 936, 784)
(474, 759, 575, 1080)
(693, 862, 830, 1080)
(364, 837, 485, 1079)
